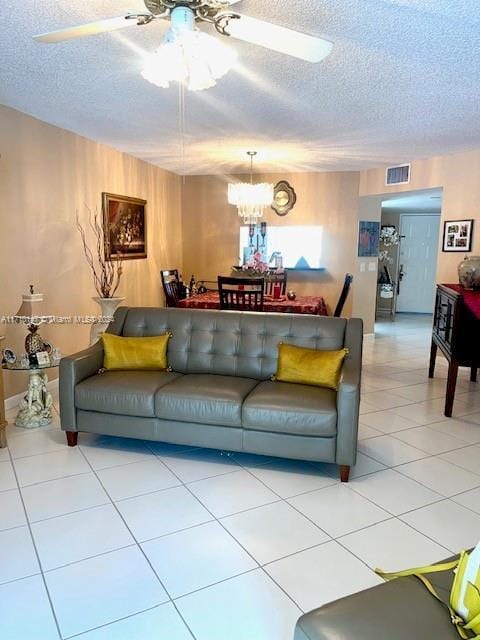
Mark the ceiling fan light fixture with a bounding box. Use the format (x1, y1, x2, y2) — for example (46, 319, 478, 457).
(141, 6, 237, 91)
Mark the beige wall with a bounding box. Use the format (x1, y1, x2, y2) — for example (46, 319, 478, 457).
(182, 171, 360, 315)
(4, 105, 480, 399)
(358, 149, 480, 331)
(360, 149, 480, 284)
(352, 196, 383, 333)
(0, 105, 182, 397)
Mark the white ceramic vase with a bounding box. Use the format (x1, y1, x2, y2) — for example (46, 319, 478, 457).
(90, 297, 125, 345)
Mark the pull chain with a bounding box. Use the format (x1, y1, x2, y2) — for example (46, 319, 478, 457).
(178, 81, 186, 183)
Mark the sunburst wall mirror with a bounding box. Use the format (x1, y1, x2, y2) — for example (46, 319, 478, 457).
(271, 181, 297, 216)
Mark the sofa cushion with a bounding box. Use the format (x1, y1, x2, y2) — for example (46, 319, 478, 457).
(155, 374, 259, 427)
(75, 371, 182, 418)
(242, 380, 337, 436)
(294, 566, 457, 640)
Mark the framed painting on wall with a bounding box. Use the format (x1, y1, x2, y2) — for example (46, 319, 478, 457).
(442, 219, 474, 252)
(102, 192, 147, 260)
(358, 221, 380, 257)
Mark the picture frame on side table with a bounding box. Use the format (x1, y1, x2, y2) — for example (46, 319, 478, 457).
(442, 219, 474, 252)
(102, 192, 147, 260)
(35, 351, 50, 366)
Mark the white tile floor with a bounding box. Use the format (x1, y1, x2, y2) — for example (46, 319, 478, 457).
(2, 314, 480, 639)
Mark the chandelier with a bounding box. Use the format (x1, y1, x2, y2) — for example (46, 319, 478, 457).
(228, 152, 274, 225)
(141, 6, 237, 91)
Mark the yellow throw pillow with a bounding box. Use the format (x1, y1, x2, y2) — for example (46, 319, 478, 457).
(275, 343, 348, 390)
(102, 333, 172, 371)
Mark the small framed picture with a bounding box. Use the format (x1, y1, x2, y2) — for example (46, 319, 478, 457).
(2, 348, 16, 364)
(442, 219, 474, 252)
(358, 221, 380, 257)
(35, 351, 51, 366)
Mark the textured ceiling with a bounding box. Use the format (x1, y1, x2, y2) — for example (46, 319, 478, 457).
(1, 1, 480, 174)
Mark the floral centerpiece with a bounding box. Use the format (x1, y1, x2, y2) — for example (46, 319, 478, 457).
(380, 226, 400, 246)
(241, 251, 270, 276)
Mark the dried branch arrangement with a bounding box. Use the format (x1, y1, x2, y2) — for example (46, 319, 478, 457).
(76, 207, 123, 298)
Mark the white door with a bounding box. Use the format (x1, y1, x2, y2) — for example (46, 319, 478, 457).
(396, 214, 440, 313)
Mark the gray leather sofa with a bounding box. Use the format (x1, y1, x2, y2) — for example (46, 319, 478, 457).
(60, 307, 362, 481)
(294, 555, 459, 639)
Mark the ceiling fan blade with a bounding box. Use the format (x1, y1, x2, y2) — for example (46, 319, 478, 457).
(33, 15, 138, 43)
(224, 14, 333, 63)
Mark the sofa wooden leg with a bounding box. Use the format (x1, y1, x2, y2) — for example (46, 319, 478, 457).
(66, 431, 78, 447)
(339, 465, 350, 482)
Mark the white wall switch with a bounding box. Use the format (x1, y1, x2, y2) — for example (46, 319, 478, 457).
(360, 262, 366, 272)
(368, 262, 377, 271)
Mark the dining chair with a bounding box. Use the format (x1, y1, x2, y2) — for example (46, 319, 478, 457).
(264, 270, 288, 297)
(218, 276, 265, 311)
(160, 269, 179, 284)
(160, 269, 182, 307)
(334, 273, 354, 317)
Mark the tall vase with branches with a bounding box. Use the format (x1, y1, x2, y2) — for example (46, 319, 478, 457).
(76, 206, 125, 343)
(76, 206, 123, 298)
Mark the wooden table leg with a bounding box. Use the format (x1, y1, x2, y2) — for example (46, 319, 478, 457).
(429, 340, 438, 378)
(471, 367, 478, 382)
(445, 360, 459, 417)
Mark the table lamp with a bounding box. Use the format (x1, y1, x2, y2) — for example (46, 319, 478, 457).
(14, 285, 49, 362)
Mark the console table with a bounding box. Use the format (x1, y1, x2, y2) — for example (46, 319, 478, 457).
(429, 284, 480, 417)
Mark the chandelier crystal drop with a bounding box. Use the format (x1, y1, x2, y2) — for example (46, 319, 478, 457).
(141, 6, 237, 91)
(228, 152, 274, 225)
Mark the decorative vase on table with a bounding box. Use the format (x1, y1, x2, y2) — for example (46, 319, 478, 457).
(90, 297, 125, 345)
(458, 256, 480, 290)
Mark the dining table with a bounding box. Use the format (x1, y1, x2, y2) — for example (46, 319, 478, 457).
(178, 290, 328, 315)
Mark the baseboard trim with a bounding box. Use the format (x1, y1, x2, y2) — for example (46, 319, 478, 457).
(5, 378, 59, 410)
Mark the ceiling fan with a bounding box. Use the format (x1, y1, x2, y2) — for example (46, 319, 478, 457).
(33, 0, 333, 64)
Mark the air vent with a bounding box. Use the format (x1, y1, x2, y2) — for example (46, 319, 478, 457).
(385, 163, 411, 186)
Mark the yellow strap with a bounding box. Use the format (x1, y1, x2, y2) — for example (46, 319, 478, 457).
(465, 609, 480, 632)
(375, 559, 459, 580)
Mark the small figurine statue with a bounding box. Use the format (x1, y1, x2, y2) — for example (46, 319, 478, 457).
(15, 372, 53, 428)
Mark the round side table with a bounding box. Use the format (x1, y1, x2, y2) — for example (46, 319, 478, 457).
(2, 362, 58, 429)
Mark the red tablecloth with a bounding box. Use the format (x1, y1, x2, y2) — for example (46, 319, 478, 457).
(444, 284, 480, 319)
(178, 291, 328, 316)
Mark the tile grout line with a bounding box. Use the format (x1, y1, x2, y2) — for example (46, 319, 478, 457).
(72, 442, 198, 640)
(4, 442, 64, 640)
(145, 449, 308, 615)
(63, 603, 183, 640)
(3, 325, 480, 636)
(232, 459, 392, 599)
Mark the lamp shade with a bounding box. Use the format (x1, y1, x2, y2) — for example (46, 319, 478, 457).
(14, 293, 50, 325)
